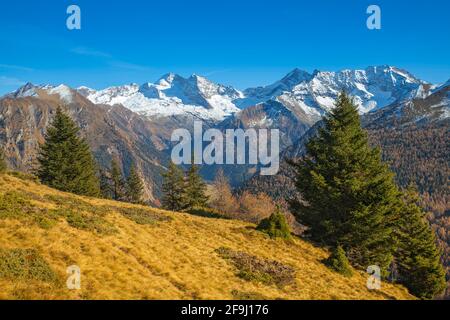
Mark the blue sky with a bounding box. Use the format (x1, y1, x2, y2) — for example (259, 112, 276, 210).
(0, 0, 449, 95)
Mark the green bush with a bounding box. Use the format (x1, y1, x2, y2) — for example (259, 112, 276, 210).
(324, 246, 353, 277)
(0, 248, 59, 283)
(256, 206, 291, 239)
(186, 207, 228, 219)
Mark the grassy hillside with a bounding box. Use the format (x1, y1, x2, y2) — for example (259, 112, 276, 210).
(0, 174, 414, 300)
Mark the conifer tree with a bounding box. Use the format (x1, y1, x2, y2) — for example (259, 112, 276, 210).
(162, 162, 186, 211)
(109, 159, 126, 201)
(185, 164, 209, 210)
(395, 188, 446, 299)
(126, 164, 145, 204)
(289, 92, 400, 275)
(0, 148, 7, 173)
(325, 246, 353, 277)
(257, 205, 291, 239)
(37, 107, 100, 197)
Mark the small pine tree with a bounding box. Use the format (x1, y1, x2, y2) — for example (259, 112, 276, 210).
(289, 92, 399, 275)
(110, 159, 126, 201)
(126, 165, 145, 204)
(0, 148, 7, 173)
(99, 168, 113, 199)
(395, 188, 446, 299)
(37, 107, 100, 197)
(162, 162, 186, 211)
(325, 246, 354, 277)
(185, 164, 209, 210)
(257, 206, 291, 239)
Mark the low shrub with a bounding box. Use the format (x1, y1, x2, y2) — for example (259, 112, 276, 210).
(216, 247, 296, 287)
(109, 206, 172, 225)
(0, 248, 59, 283)
(256, 206, 291, 239)
(323, 246, 353, 277)
(186, 207, 228, 219)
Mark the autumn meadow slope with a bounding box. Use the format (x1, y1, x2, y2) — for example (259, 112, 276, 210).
(0, 173, 414, 300)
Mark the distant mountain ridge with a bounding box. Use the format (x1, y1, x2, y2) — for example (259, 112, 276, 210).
(5, 65, 445, 125)
(1, 65, 449, 196)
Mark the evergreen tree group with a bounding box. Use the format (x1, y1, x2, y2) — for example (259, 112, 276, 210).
(257, 205, 292, 239)
(100, 159, 145, 204)
(290, 92, 445, 298)
(161, 162, 209, 212)
(395, 188, 446, 299)
(37, 107, 100, 197)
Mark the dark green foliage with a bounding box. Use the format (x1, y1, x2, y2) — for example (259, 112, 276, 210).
(99, 168, 113, 199)
(185, 164, 209, 210)
(126, 165, 145, 204)
(216, 247, 296, 287)
(59, 208, 117, 235)
(257, 206, 291, 239)
(110, 159, 126, 201)
(0, 248, 59, 283)
(324, 246, 353, 277)
(395, 188, 446, 299)
(161, 162, 187, 211)
(0, 148, 7, 173)
(289, 92, 399, 275)
(36, 107, 100, 197)
(186, 207, 228, 219)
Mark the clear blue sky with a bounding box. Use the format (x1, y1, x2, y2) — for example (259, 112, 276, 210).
(1, 0, 449, 95)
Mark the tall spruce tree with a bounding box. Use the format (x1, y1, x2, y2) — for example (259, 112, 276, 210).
(162, 162, 186, 211)
(289, 92, 400, 275)
(185, 164, 209, 210)
(37, 107, 100, 196)
(395, 188, 446, 299)
(126, 164, 145, 204)
(110, 159, 126, 201)
(0, 148, 7, 173)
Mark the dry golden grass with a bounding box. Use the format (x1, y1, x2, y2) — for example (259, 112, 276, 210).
(0, 174, 414, 300)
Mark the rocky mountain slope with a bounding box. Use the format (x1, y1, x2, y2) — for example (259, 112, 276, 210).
(0, 84, 177, 203)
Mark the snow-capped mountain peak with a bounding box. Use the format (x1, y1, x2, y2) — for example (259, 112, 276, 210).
(83, 74, 242, 120)
(6, 83, 76, 103)
(238, 65, 432, 118)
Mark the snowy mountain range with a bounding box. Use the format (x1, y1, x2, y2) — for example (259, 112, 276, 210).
(4, 65, 448, 125)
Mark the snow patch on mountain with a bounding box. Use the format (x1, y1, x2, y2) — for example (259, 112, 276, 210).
(6, 83, 75, 103)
